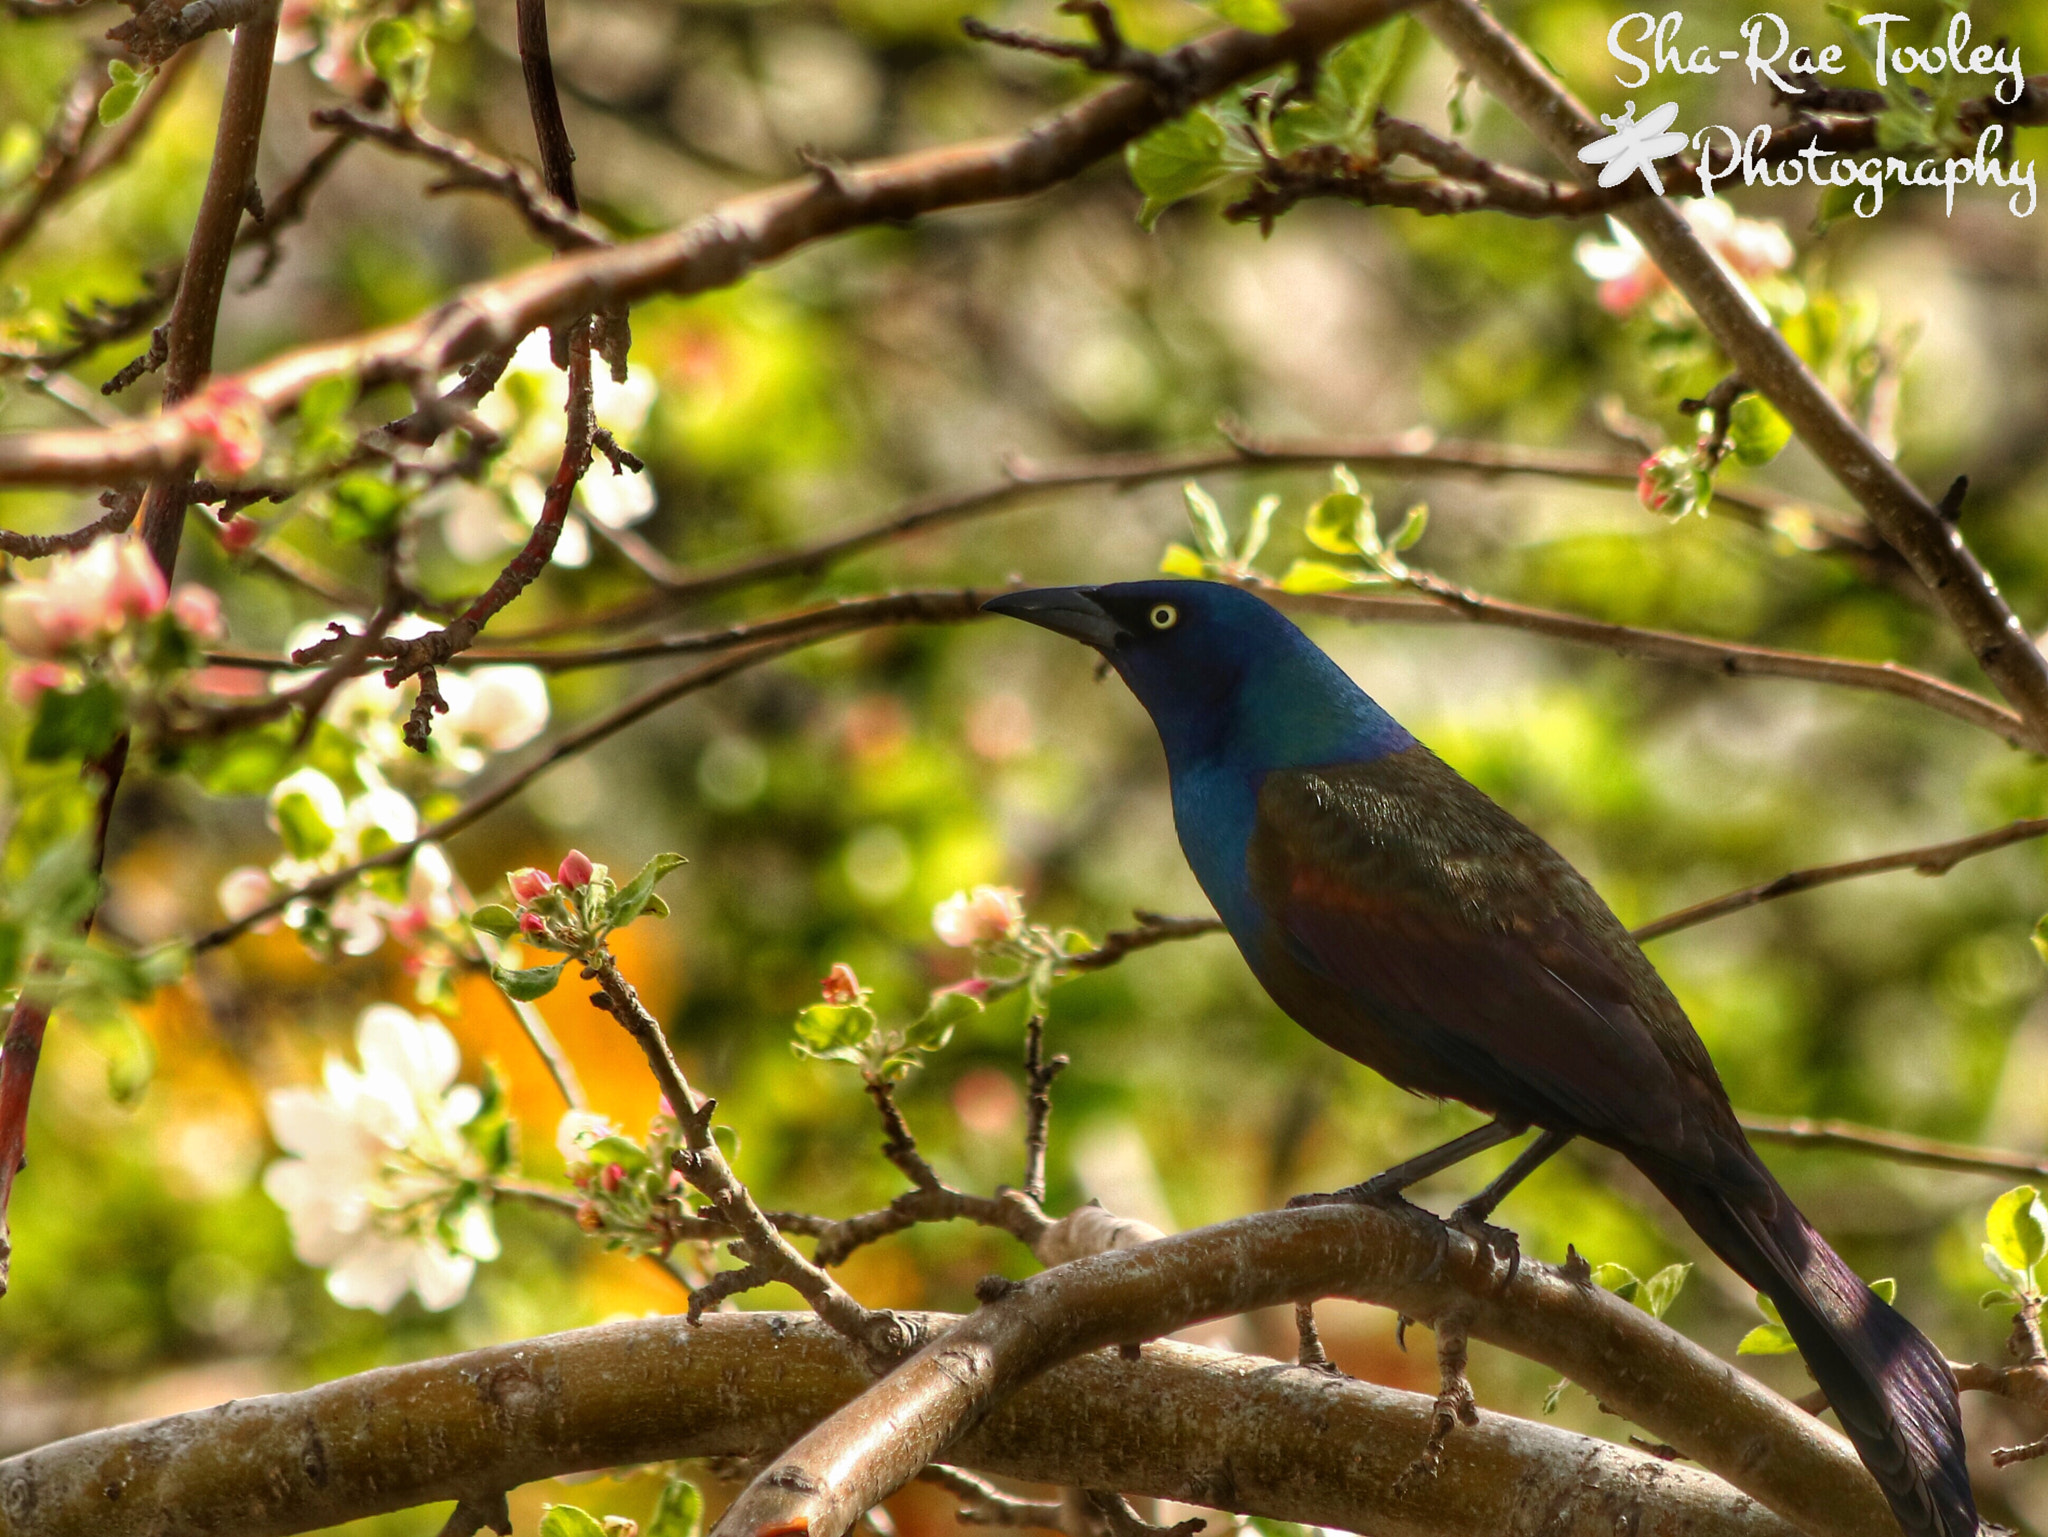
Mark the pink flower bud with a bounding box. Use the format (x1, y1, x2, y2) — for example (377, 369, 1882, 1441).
(519, 911, 546, 935)
(182, 381, 266, 480)
(8, 661, 65, 707)
(600, 1163, 626, 1194)
(169, 584, 224, 640)
(820, 962, 862, 1006)
(1636, 457, 1671, 513)
(219, 515, 261, 553)
(557, 849, 594, 887)
(509, 867, 553, 903)
(933, 977, 991, 1001)
(108, 539, 168, 622)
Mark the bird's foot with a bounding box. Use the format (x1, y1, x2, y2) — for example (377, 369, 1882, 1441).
(1448, 1202, 1523, 1290)
(1392, 1312, 1479, 1494)
(1293, 1300, 1347, 1377)
(1286, 1172, 1418, 1213)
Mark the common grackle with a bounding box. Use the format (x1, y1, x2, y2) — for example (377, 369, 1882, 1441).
(985, 578, 1976, 1537)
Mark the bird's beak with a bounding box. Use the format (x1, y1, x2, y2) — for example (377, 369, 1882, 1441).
(981, 587, 1128, 651)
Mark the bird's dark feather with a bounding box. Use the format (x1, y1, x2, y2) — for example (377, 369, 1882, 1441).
(1245, 750, 1760, 1191)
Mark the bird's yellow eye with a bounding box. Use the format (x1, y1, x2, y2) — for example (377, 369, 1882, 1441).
(1150, 604, 1179, 630)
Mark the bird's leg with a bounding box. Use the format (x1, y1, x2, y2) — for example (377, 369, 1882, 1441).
(1287, 1119, 1523, 1212)
(1447, 1127, 1574, 1287)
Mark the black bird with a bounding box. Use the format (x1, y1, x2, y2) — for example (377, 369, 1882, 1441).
(985, 578, 1977, 1537)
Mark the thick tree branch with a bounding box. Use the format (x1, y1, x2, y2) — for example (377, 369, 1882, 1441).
(713, 1204, 1891, 1537)
(0, 1311, 1805, 1537)
(1415, 0, 2048, 751)
(0, 0, 1423, 488)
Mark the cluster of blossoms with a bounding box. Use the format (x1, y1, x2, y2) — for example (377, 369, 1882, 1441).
(217, 621, 551, 997)
(436, 329, 660, 569)
(555, 1106, 702, 1265)
(2, 536, 224, 706)
(262, 1004, 505, 1312)
(471, 849, 686, 1004)
(1574, 200, 1796, 317)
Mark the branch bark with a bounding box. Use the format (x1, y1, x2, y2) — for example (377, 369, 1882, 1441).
(0, 1310, 1809, 1537)
(1414, 0, 2048, 752)
(714, 1205, 1894, 1537)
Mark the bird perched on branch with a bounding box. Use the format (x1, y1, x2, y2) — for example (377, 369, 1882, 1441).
(984, 578, 1976, 1537)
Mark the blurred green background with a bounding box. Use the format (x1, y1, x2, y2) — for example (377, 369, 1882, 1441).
(2, 0, 2048, 1531)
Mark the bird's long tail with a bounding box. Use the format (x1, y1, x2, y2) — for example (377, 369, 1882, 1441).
(1642, 1159, 1977, 1537)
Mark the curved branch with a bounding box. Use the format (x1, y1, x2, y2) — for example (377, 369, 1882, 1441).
(0, 0, 1422, 488)
(715, 1205, 1893, 1537)
(0, 1311, 1803, 1537)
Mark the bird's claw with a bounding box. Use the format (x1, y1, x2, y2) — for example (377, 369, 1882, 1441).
(1448, 1203, 1523, 1289)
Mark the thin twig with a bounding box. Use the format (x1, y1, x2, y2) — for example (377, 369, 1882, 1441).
(584, 949, 911, 1362)
(1738, 1116, 2048, 1181)
(1020, 1015, 1065, 1207)
(1631, 815, 2048, 942)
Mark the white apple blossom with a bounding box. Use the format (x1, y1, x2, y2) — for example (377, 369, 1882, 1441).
(441, 665, 553, 754)
(437, 328, 660, 567)
(932, 885, 1026, 947)
(557, 1109, 622, 1174)
(261, 1004, 498, 1312)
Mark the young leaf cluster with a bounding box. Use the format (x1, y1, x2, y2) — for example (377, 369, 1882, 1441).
(472, 852, 686, 1001)
(1124, 18, 1409, 227)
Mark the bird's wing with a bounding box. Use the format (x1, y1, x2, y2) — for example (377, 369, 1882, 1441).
(1246, 751, 1747, 1179)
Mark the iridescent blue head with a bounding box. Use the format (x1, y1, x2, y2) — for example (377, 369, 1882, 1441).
(981, 580, 1413, 774)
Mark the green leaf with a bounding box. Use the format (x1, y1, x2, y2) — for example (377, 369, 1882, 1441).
(1126, 111, 1231, 228)
(1540, 1377, 1570, 1413)
(1638, 1262, 1692, 1320)
(1239, 493, 1279, 567)
(1728, 396, 1792, 467)
(795, 1003, 873, 1054)
(1208, 0, 1287, 32)
(1987, 1185, 2048, 1274)
(273, 788, 336, 861)
(1159, 542, 1209, 578)
(1737, 1323, 1798, 1355)
(539, 1507, 609, 1537)
(362, 17, 432, 101)
(1871, 1276, 1897, 1305)
(1590, 1261, 1639, 1302)
(1277, 559, 1361, 594)
(1983, 1287, 2020, 1309)
(27, 682, 124, 763)
(648, 1477, 705, 1537)
(906, 988, 981, 1051)
(470, 905, 521, 939)
(328, 471, 411, 546)
(1182, 482, 1231, 561)
(582, 1135, 651, 1173)
(1387, 501, 1428, 552)
(492, 960, 566, 1001)
(607, 851, 686, 928)
(97, 61, 153, 126)
(1754, 1291, 1784, 1326)
(1304, 490, 1365, 555)
(1272, 17, 1408, 152)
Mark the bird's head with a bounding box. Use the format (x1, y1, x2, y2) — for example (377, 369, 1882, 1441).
(981, 580, 1412, 770)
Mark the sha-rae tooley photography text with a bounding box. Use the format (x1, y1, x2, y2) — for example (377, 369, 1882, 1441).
(1607, 8, 2038, 214)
